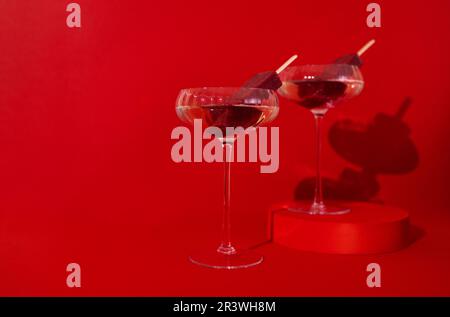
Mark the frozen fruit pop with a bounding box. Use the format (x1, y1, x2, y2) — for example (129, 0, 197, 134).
(333, 54, 363, 67)
(241, 71, 282, 90)
(232, 55, 298, 102)
(242, 55, 299, 90)
(333, 39, 376, 67)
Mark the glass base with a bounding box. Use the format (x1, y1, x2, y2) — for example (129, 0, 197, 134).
(189, 249, 263, 269)
(285, 202, 350, 215)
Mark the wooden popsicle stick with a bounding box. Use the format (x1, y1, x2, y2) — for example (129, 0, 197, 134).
(276, 54, 299, 74)
(357, 39, 376, 56)
(395, 97, 412, 119)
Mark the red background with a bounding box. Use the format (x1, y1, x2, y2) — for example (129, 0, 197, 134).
(1, 0, 450, 296)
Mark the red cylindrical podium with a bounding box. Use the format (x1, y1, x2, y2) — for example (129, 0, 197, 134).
(269, 201, 411, 254)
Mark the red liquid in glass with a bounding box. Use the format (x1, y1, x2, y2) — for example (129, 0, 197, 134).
(176, 104, 278, 135)
(280, 80, 363, 115)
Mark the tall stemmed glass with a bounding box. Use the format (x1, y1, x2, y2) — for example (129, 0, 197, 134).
(176, 87, 279, 269)
(278, 64, 364, 215)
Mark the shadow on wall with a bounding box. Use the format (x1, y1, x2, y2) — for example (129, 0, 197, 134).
(295, 97, 419, 202)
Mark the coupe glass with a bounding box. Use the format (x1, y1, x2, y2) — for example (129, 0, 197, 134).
(278, 64, 364, 215)
(176, 87, 279, 269)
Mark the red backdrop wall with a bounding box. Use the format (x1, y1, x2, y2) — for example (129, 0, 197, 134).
(1, 0, 450, 295)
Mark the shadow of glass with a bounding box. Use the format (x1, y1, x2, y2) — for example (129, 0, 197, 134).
(295, 97, 419, 202)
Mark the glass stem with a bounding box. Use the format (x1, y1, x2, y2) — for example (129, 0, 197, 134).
(217, 141, 236, 255)
(312, 115, 325, 212)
